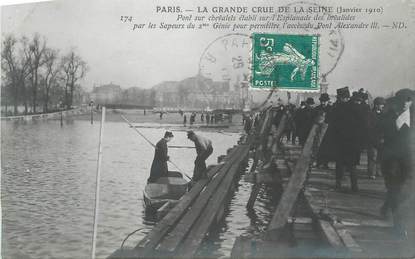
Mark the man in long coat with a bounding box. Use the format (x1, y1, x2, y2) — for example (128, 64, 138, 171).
(380, 92, 413, 236)
(293, 101, 306, 145)
(148, 131, 174, 183)
(297, 97, 316, 146)
(367, 97, 386, 179)
(331, 87, 365, 192)
(244, 114, 253, 134)
(315, 93, 332, 168)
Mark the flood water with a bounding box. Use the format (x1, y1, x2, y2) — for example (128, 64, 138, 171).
(1, 118, 277, 259)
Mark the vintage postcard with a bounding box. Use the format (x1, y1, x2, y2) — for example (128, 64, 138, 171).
(1, 0, 414, 258)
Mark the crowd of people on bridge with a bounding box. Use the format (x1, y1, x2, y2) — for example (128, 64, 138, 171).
(244, 86, 414, 237)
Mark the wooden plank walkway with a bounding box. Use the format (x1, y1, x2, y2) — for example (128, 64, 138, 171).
(107, 106, 414, 259)
(266, 123, 327, 241)
(303, 164, 414, 257)
(108, 136, 252, 258)
(231, 112, 414, 258)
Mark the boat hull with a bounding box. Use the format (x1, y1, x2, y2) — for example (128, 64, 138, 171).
(143, 171, 189, 211)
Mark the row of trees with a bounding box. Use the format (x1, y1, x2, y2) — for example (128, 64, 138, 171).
(1, 33, 88, 115)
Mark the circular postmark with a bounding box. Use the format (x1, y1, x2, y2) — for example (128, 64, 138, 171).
(198, 33, 253, 109)
(198, 33, 252, 89)
(285, 1, 345, 77)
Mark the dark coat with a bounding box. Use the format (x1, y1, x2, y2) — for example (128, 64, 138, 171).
(380, 107, 413, 216)
(315, 104, 334, 161)
(148, 138, 169, 183)
(272, 108, 285, 128)
(244, 116, 252, 133)
(381, 109, 411, 162)
(359, 103, 371, 148)
(284, 110, 295, 134)
(296, 106, 316, 145)
(330, 100, 365, 166)
(314, 104, 332, 123)
(367, 108, 385, 148)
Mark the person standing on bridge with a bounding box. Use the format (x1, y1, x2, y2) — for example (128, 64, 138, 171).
(314, 93, 332, 169)
(293, 101, 306, 145)
(379, 91, 412, 235)
(190, 112, 196, 125)
(183, 114, 187, 127)
(297, 97, 316, 146)
(187, 130, 213, 181)
(148, 131, 174, 183)
(367, 97, 386, 179)
(331, 87, 365, 192)
(243, 113, 253, 134)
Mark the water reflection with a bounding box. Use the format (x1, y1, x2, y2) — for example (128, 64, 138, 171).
(1, 119, 239, 259)
(196, 161, 285, 258)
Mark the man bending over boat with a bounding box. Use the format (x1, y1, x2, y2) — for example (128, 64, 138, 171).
(148, 131, 174, 183)
(187, 131, 213, 181)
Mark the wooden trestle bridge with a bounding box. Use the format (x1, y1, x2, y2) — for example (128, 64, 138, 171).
(109, 106, 414, 258)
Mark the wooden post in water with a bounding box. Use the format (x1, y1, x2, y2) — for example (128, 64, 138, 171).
(250, 108, 272, 173)
(265, 123, 325, 241)
(246, 113, 287, 209)
(60, 111, 63, 127)
(246, 109, 272, 210)
(90, 105, 94, 124)
(91, 107, 105, 259)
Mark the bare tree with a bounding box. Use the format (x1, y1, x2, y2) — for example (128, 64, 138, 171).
(2, 35, 19, 114)
(61, 49, 88, 109)
(41, 48, 61, 112)
(1, 74, 11, 115)
(1, 35, 31, 115)
(2, 34, 90, 115)
(49, 75, 65, 109)
(24, 34, 47, 113)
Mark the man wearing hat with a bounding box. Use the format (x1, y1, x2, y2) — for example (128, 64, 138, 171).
(380, 90, 413, 234)
(148, 131, 174, 183)
(351, 91, 363, 104)
(297, 97, 316, 146)
(331, 87, 365, 192)
(293, 101, 306, 144)
(314, 93, 332, 168)
(315, 93, 331, 122)
(187, 131, 213, 181)
(367, 97, 386, 179)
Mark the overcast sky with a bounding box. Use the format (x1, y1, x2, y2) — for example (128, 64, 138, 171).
(1, 0, 414, 96)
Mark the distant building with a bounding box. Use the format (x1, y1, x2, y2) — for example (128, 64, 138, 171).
(90, 83, 122, 104)
(122, 87, 155, 107)
(153, 81, 180, 108)
(153, 75, 249, 110)
(73, 84, 90, 105)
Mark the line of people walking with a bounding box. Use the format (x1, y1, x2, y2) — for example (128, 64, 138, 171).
(182, 112, 219, 126)
(244, 87, 413, 238)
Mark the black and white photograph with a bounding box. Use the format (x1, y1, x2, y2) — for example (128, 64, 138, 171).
(1, 0, 414, 258)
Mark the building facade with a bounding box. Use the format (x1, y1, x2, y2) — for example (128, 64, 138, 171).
(90, 83, 122, 105)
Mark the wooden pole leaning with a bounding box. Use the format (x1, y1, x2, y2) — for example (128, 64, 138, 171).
(91, 106, 106, 259)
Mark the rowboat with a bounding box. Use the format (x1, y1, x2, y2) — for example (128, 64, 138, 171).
(143, 171, 189, 211)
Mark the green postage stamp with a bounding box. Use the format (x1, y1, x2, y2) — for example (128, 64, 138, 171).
(251, 33, 319, 91)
